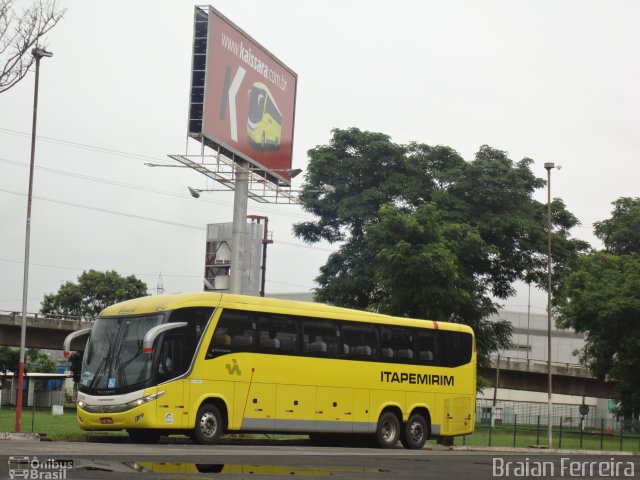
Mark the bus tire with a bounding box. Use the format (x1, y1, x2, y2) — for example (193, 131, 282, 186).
(193, 402, 223, 445)
(127, 429, 160, 444)
(375, 411, 400, 448)
(400, 413, 428, 449)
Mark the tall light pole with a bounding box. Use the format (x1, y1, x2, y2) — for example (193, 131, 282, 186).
(544, 161, 556, 447)
(15, 46, 53, 433)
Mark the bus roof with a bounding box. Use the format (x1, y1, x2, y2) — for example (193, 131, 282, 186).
(99, 292, 474, 335)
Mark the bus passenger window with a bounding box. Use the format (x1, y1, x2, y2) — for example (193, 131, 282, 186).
(439, 330, 473, 367)
(342, 324, 377, 359)
(417, 330, 436, 365)
(258, 314, 298, 354)
(206, 309, 255, 358)
(302, 319, 337, 356)
(380, 325, 414, 362)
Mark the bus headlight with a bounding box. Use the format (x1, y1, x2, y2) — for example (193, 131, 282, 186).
(78, 391, 165, 413)
(125, 391, 165, 408)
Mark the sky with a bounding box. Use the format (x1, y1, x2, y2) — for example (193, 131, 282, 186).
(1, 0, 639, 317)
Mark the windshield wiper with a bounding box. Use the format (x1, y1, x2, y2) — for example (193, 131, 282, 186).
(87, 355, 108, 390)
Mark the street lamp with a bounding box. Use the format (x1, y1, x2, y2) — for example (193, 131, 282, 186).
(544, 161, 558, 447)
(15, 46, 53, 433)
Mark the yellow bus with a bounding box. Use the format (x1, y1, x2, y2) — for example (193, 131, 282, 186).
(246, 82, 282, 150)
(63, 292, 476, 448)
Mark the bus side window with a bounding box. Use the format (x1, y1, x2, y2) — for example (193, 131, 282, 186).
(439, 330, 473, 367)
(258, 314, 298, 354)
(381, 326, 414, 363)
(342, 324, 377, 359)
(302, 319, 337, 356)
(157, 334, 185, 383)
(417, 330, 436, 365)
(206, 309, 255, 359)
(169, 306, 214, 362)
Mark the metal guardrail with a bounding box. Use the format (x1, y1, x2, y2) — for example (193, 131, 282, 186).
(0, 310, 93, 322)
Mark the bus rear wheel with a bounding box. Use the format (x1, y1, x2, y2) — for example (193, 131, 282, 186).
(192, 403, 223, 445)
(127, 429, 160, 444)
(400, 413, 428, 449)
(375, 411, 400, 448)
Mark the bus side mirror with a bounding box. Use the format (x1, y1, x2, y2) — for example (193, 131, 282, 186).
(142, 322, 188, 353)
(63, 328, 92, 357)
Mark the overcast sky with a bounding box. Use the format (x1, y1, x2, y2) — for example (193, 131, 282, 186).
(1, 0, 638, 317)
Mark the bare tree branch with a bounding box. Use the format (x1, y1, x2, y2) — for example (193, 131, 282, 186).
(0, 0, 65, 94)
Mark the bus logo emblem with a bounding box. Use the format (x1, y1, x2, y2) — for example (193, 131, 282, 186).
(226, 359, 241, 376)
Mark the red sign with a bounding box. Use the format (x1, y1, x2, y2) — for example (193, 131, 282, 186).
(195, 7, 297, 184)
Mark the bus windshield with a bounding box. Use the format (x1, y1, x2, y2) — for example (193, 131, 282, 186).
(248, 87, 266, 124)
(80, 314, 166, 392)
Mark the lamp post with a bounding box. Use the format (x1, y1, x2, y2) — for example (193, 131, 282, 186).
(544, 161, 556, 447)
(15, 46, 52, 433)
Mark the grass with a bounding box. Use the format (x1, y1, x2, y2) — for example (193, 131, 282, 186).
(459, 424, 640, 453)
(1, 407, 638, 452)
(0, 405, 124, 441)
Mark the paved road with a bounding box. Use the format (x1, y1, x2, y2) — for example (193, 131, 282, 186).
(0, 439, 637, 479)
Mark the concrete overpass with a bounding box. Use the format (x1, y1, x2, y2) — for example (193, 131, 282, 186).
(480, 356, 616, 398)
(0, 312, 92, 351)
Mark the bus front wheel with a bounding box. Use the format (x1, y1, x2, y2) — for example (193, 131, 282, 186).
(193, 403, 223, 445)
(375, 411, 400, 448)
(400, 413, 428, 449)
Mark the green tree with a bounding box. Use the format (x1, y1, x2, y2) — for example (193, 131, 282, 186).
(295, 128, 588, 366)
(26, 347, 57, 373)
(593, 197, 640, 255)
(557, 198, 640, 418)
(41, 269, 148, 319)
(0, 0, 65, 93)
(0, 345, 20, 378)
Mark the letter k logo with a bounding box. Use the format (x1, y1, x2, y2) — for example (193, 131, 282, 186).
(219, 65, 246, 143)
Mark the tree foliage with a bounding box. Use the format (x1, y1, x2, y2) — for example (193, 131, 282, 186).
(593, 197, 640, 256)
(0, 0, 65, 93)
(26, 347, 57, 372)
(0, 346, 58, 383)
(294, 128, 588, 366)
(0, 345, 19, 377)
(557, 198, 640, 417)
(41, 269, 148, 319)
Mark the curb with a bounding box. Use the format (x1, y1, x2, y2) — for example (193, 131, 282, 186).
(453, 446, 637, 456)
(0, 432, 41, 441)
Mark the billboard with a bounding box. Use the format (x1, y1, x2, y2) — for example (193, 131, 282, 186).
(189, 6, 298, 185)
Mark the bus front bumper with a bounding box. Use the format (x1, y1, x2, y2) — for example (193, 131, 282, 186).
(77, 401, 157, 430)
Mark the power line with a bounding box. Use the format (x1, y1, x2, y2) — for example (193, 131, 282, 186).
(0, 156, 315, 221)
(0, 188, 336, 252)
(0, 187, 205, 230)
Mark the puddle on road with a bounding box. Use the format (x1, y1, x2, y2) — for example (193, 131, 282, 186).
(130, 461, 384, 475)
(71, 459, 383, 476)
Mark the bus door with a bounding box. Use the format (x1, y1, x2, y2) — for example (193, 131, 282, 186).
(155, 332, 189, 429)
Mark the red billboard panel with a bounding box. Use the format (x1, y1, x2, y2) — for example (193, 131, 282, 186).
(189, 7, 297, 185)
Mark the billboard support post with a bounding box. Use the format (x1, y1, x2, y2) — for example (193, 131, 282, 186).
(230, 160, 249, 294)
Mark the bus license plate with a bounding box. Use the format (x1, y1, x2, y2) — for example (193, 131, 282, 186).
(100, 417, 113, 424)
